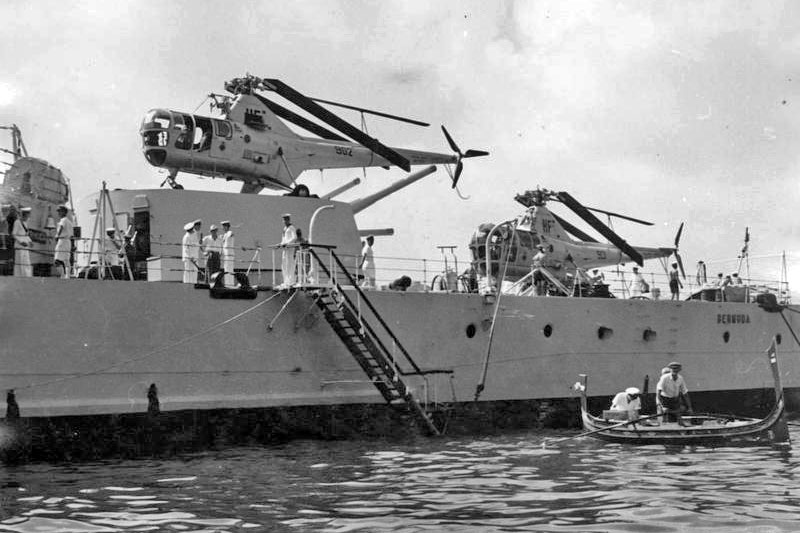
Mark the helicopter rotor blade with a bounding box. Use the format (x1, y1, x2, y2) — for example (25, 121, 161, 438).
(556, 191, 645, 266)
(673, 222, 686, 278)
(464, 149, 490, 158)
(307, 97, 430, 127)
(442, 125, 460, 153)
(675, 251, 686, 279)
(262, 78, 411, 171)
(254, 93, 346, 141)
(452, 160, 464, 188)
(551, 213, 599, 243)
(674, 222, 684, 247)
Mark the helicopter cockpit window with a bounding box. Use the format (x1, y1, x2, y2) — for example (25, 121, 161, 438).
(141, 110, 171, 130)
(193, 116, 213, 151)
(174, 114, 193, 150)
(214, 120, 232, 139)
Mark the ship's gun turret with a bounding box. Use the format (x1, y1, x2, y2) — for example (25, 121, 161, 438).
(349, 165, 437, 214)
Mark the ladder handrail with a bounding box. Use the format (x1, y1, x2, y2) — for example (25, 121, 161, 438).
(307, 246, 427, 376)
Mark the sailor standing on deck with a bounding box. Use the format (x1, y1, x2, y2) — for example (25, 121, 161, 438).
(631, 266, 648, 297)
(12, 207, 33, 277)
(53, 205, 73, 279)
(279, 213, 297, 288)
(181, 220, 201, 284)
(669, 262, 682, 300)
(104, 228, 121, 267)
(221, 220, 235, 283)
(202, 224, 222, 278)
(359, 235, 376, 289)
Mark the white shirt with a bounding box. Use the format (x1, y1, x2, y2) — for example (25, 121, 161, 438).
(55, 217, 73, 250)
(281, 223, 297, 246)
(202, 234, 222, 256)
(657, 373, 688, 398)
(610, 392, 641, 413)
(12, 218, 31, 247)
(222, 230, 235, 259)
(361, 243, 374, 270)
(182, 231, 200, 261)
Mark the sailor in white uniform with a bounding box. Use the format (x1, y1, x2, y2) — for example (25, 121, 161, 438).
(181, 220, 201, 284)
(104, 228, 121, 267)
(359, 235, 375, 288)
(221, 220, 235, 280)
(12, 207, 33, 277)
(279, 213, 297, 288)
(53, 205, 73, 278)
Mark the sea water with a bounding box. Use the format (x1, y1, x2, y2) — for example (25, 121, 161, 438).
(2, 425, 800, 532)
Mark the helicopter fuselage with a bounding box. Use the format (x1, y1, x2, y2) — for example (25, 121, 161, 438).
(140, 94, 458, 193)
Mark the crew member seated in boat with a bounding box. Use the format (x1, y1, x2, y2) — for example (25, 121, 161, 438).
(713, 272, 724, 287)
(657, 361, 693, 425)
(610, 387, 641, 419)
(732, 272, 743, 285)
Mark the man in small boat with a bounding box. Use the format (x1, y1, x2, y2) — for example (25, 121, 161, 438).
(732, 272, 743, 285)
(657, 361, 693, 425)
(610, 387, 642, 419)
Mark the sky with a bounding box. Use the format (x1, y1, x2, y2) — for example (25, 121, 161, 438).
(2, 0, 800, 292)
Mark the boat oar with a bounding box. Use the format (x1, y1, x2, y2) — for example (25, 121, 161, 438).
(542, 412, 663, 448)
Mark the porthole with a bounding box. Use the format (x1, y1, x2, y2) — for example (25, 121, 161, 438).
(244, 134, 251, 143)
(543, 324, 553, 337)
(466, 324, 477, 338)
(598, 326, 614, 340)
(776, 334, 782, 345)
(723, 331, 730, 343)
(643, 328, 657, 342)
(219, 142, 226, 151)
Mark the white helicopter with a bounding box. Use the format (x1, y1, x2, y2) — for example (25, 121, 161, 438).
(468, 188, 685, 290)
(140, 75, 488, 194)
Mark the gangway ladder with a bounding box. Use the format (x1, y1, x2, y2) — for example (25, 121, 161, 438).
(306, 246, 445, 436)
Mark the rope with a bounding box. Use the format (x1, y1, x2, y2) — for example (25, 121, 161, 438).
(11, 291, 283, 392)
(779, 309, 800, 349)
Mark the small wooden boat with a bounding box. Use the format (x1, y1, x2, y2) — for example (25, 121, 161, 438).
(577, 339, 790, 445)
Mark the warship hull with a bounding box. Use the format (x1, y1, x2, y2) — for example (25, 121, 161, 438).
(1, 275, 798, 460)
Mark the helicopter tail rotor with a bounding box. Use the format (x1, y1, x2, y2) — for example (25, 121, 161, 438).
(441, 125, 489, 188)
(673, 222, 686, 279)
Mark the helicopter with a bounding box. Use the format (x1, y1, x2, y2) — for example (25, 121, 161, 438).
(468, 188, 685, 290)
(140, 75, 488, 194)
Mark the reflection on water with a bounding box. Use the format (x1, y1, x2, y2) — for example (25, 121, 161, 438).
(3, 427, 800, 532)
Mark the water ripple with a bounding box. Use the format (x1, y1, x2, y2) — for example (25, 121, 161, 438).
(2, 431, 800, 531)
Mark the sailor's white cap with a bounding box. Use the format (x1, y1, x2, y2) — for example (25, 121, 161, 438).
(221, 220, 231, 226)
(209, 224, 218, 231)
(106, 227, 116, 233)
(20, 207, 32, 213)
(625, 387, 640, 396)
(281, 213, 291, 218)
(193, 219, 202, 225)
(184, 222, 194, 231)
